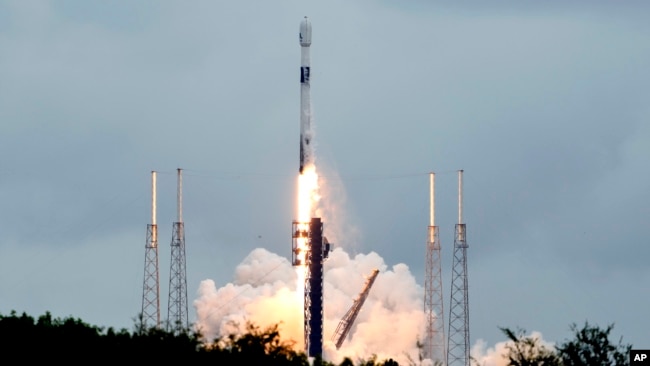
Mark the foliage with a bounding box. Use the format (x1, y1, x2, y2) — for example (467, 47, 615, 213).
(0, 310, 401, 364)
(0, 311, 310, 363)
(0, 310, 203, 361)
(353, 354, 400, 366)
(3, 310, 632, 366)
(0, 310, 104, 356)
(202, 321, 309, 365)
(556, 322, 631, 366)
(498, 327, 561, 366)
(494, 322, 633, 366)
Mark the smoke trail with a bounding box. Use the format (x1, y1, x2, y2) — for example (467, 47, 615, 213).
(194, 246, 428, 364)
(315, 164, 362, 252)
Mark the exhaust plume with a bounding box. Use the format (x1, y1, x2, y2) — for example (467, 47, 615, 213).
(194, 246, 428, 364)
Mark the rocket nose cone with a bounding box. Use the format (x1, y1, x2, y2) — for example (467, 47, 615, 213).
(299, 16, 312, 46)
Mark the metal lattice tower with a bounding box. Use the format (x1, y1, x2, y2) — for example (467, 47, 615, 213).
(168, 168, 188, 332)
(332, 269, 380, 349)
(424, 172, 446, 364)
(141, 171, 160, 329)
(306, 218, 324, 357)
(447, 170, 469, 366)
(292, 217, 330, 358)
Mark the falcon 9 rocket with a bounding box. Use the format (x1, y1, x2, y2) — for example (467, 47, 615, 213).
(299, 16, 312, 174)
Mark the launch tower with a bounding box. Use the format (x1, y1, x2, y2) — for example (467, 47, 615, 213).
(447, 170, 469, 366)
(292, 218, 330, 358)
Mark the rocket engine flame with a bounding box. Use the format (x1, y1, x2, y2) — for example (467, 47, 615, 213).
(298, 164, 320, 222)
(295, 162, 320, 326)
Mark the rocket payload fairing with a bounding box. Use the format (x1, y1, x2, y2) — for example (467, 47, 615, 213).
(299, 16, 312, 174)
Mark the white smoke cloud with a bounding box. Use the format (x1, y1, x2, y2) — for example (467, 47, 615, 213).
(470, 331, 555, 366)
(194, 246, 428, 364)
(193, 248, 303, 343)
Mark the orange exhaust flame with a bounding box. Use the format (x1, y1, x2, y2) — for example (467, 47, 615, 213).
(296, 163, 320, 298)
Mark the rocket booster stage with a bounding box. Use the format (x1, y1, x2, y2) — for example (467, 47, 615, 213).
(299, 16, 312, 174)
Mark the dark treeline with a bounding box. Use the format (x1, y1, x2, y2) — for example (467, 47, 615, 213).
(492, 322, 632, 366)
(0, 311, 397, 365)
(0, 311, 632, 365)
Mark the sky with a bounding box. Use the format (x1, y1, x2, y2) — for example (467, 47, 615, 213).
(0, 0, 648, 358)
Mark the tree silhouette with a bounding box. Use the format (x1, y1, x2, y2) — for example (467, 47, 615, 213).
(556, 322, 631, 366)
(200, 321, 309, 365)
(498, 327, 561, 366)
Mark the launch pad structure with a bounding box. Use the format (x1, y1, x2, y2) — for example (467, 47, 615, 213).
(292, 218, 331, 358)
(332, 269, 380, 350)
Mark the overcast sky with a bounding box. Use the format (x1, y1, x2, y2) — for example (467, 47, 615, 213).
(0, 0, 648, 351)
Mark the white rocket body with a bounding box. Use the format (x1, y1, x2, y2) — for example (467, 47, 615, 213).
(299, 16, 312, 174)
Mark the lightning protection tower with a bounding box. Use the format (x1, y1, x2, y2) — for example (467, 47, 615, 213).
(141, 171, 160, 329)
(168, 168, 188, 332)
(424, 172, 445, 364)
(447, 170, 469, 366)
